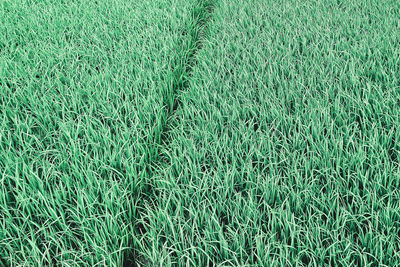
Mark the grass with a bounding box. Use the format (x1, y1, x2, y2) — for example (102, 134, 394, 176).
(1, 0, 400, 266)
(0, 0, 199, 265)
(137, 0, 400, 265)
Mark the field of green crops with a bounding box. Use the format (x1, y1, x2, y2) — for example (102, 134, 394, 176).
(1, 0, 399, 266)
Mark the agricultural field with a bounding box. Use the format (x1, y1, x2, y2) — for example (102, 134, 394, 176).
(0, 0, 201, 265)
(1, 0, 400, 266)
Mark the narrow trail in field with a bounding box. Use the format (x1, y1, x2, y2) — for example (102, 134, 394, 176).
(125, 1, 216, 265)
(165, 0, 216, 117)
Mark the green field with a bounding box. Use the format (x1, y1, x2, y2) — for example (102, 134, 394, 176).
(1, 0, 400, 266)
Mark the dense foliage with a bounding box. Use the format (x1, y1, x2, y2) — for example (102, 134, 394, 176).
(1, 0, 399, 265)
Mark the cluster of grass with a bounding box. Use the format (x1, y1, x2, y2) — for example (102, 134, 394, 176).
(1, 0, 400, 265)
(137, 0, 400, 265)
(0, 0, 200, 265)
